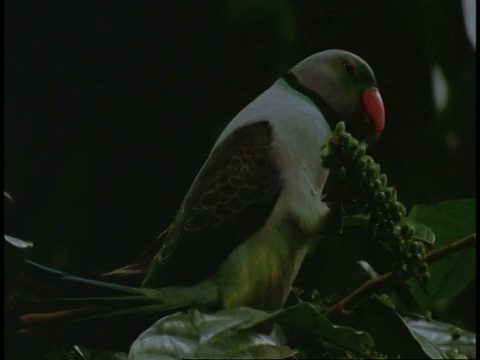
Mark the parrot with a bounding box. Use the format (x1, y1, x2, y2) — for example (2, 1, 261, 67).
(11, 49, 385, 351)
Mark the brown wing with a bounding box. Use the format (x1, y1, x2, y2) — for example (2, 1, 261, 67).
(142, 121, 283, 288)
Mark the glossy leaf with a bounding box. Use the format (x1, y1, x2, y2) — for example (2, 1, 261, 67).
(129, 308, 294, 359)
(405, 315, 476, 359)
(130, 303, 374, 359)
(352, 297, 443, 359)
(272, 302, 374, 357)
(406, 199, 476, 312)
(296, 216, 394, 300)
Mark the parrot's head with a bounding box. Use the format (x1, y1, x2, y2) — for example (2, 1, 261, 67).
(288, 49, 385, 143)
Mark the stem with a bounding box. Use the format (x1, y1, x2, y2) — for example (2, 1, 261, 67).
(424, 233, 476, 263)
(324, 233, 476, 319)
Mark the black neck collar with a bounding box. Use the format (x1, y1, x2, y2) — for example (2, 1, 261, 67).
(282, 71, 340, 131)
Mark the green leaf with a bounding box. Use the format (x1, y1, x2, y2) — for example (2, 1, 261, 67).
(272, 302, 375, 357)
(405, 315, 476, 359)
(406, 199, 476, 312)
(129, 308, 294, 359)
(296, 217, 394, 299)
(407, 220, 436, 245)
(129, 303, 374, 359)
(351, 297, 443, 359)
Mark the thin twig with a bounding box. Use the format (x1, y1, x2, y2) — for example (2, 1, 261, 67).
(324, 233, 476, 319)
(424, 233, 476, 263)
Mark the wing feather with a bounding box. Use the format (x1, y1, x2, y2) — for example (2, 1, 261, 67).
(142, 121, 283, 288)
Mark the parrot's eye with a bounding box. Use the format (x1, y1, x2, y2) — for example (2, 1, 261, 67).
(344, 61, 355, 75)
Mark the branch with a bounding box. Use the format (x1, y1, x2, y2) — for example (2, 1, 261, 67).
(324, 233, 476, 320)
(423, 233, 476, 263)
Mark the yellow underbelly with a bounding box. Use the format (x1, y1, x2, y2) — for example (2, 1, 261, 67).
(217, 223, 310, 312)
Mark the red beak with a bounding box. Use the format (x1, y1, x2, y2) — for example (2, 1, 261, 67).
(362, 88, 385, 140)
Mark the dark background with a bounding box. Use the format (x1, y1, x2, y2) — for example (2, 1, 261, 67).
(4, 0, 475, 327)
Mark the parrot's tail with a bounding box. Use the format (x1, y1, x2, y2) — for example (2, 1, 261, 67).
(99, 228, 169, 286)
(9, 259, 191, 351)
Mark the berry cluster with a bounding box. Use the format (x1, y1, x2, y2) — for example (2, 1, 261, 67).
(320, 122, 430, 286)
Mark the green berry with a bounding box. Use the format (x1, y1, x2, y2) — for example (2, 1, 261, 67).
(400, 223, 415, 240)
(338, 131, 352, 146)
(412, 253, 423, 264)
(320, 145, 331, 159)
(391, 211, 404, 222)
(407, 242, 418, 255)
(365, 167, 375, 178)
(389, 201, 402, 214)
(353, 144, 367, 159)
(396, 202, 407, 216)
(384, 187, 397, 202)
(379, 174, 388, 187)
(395, 263, 410, 280)
(364, 163, 378, 178)
(393, 224, 402, 237)
(373, 179, 383, 191)
(451, 327, 462, 341)
(375, 191, 386, 205)
(328, 134, 340, 148)
(364, 180, 374, 192)
(364, 156, 374, 168)
(345, 136, 359, 152)
(356, 157, 368, 171)
(335, 121, 346, 134)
